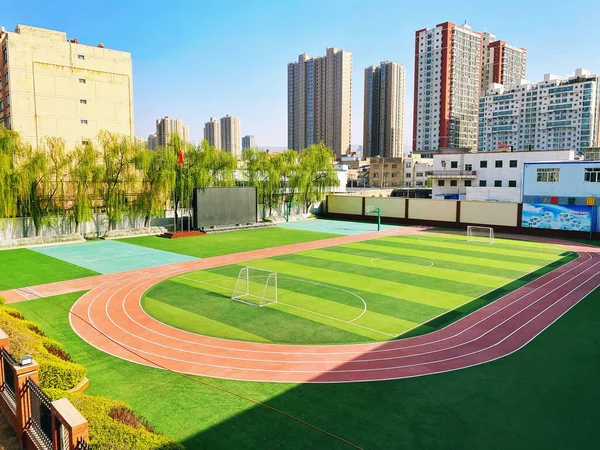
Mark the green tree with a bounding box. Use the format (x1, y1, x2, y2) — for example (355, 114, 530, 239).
(69, 142, 103, 233)
(296, 143, 338, 211)
(15, 138, 70, 236)
(134, 146, 176, 227)
(98, 131, 139, 230)
(0, 127, 19, 219)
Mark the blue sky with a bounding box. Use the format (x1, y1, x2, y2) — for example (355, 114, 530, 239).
(4, 0, 600, 150)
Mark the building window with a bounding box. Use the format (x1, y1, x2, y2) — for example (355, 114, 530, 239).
(438, 180, 445, 187)
(80, 99, 87, 104)
(464, 180, 472, 187)
(495, 160, 503, 168)
(536, 168, 560, 182)
(480, 160, 488, 168)
(509, 160, 518, 168)
(416, 172, 424, 177)
(82, 140, 89, 145)
(81, 119, 88, 124)
(508, 180, 517, 187)
(391, 173, 398, 178)
(4, 72, 8, 84)
(465, 164, 472, 171)
(450, 180, 457, 187)
(479, 180, 487, 187)
(5, 94, 9, 106)
(392, 164, 398, 169)
(584, 167, 600, 183)
(6, 115, 11, 129)
(450, 161, 458, 168)
(406, 173, 411, 178)
(2, 47, 6, 63)
(494, 180, 502, 187)
(406, 162, 412, 168)
(373, 173, 378, 178)
(79, 78, 86, 84)
(78, 54, 85, 60)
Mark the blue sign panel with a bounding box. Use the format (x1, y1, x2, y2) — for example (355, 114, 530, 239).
(522, 203, 592, 232)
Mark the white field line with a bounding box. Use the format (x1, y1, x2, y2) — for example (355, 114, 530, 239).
(177, 275, 393, 337)
(393, 250, 576, 338)
(78, 253, 600, 374)
(85, 247, 592, 357)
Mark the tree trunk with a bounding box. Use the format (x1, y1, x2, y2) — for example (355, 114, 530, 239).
(144, 215, 150, 227)
(75, 221, 80, 233)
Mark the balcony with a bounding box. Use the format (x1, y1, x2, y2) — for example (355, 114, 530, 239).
(426, 170, 477, 179)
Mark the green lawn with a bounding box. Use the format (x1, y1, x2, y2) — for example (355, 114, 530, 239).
(11, 286, 599, 449)
(120, 227, 341, 258)
(0, 248, 98, 290)
(142, 234, 573, 344)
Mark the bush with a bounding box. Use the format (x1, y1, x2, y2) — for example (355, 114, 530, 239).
(0, 307, 86, 390)
(44, 389, 184, 450)
(0, 296, 5, 307)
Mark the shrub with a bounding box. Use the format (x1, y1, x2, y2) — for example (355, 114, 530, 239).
(0, 307, 86, 390)
(0, 296, 5, 307)
(44, 389, 184, 450)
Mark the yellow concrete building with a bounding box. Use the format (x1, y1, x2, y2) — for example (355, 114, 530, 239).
(0, 24, 134, 149)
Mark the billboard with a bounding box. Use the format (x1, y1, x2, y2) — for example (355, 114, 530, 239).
(193, 187, 257, 230)
(521, 203, 592, 232)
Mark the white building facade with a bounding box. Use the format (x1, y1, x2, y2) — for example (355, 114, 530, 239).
(429, 149, 575, 202)
(522, 160, 600, 232)
(479, 69, 600, 154)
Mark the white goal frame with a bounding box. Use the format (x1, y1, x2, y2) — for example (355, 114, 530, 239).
(231, 267, 278, 307)
(466, 226, 494, 244)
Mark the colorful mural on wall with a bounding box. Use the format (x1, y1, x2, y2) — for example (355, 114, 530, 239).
(521, 203, 592, 232)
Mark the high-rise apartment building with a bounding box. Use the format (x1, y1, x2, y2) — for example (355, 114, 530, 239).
(287, 47, 352, 158)
(478, 69, 600, 153)
(363, 61, 405, 158)
(481, 32, 527, 93)
(204, 117, 221, 149)
(242, 135, 256, 149)
(155, 116, 189, 148)
(147, 133, 158, 150)
(413, 22, 482, 152)
(0, 24, 134, 149)
(220, 114, 242, 158)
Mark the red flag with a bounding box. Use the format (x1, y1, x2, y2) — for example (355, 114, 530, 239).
(178, 149, 183, 165)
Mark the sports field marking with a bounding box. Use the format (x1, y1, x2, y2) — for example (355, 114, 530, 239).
(176, 274, 395, 338)
(369, 256, 434, 268)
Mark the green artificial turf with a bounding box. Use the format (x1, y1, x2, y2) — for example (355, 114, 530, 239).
(120, 227, 341, 258)
(0, 248, 99, 290)
(141, 234, 572, 344)
(11, 287, 599, 450)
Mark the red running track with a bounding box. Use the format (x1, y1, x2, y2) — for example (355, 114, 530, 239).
(61, 232, 600, 383)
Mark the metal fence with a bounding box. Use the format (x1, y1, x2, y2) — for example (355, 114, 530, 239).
(1, 348, 16, 411)
(26, 378, 53, 450)
(76, 437, 90, 450)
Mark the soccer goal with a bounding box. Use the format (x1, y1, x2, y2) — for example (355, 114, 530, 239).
(231, 267, 278, 307)
(466, 226, 494, 244)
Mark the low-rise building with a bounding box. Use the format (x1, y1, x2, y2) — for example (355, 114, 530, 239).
(522, 160, 600, 232)
(429, 149, 575, 202)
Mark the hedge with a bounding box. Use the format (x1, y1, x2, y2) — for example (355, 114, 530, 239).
(44, 389, 184, 450)
(0, 304, 87, 390)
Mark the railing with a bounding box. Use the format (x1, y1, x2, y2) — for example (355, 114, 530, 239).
(75, 437, 90, 450)
(1, 348, 16, 411)
(26, 378, 53, 449)
(426, 170, 477, 178)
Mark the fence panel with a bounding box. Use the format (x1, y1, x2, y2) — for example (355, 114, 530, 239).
(327, 196, 363, 215)
(460, 201, 519, 227)
(26, 378, 53, 450)
(408, 199, 457, 222)
(1, 348, 16, 412)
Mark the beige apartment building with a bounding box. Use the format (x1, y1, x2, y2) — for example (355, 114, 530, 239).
(480, 32, 527, 93)
(363, 61, 405, 158)
(155, 116, 189, 148)
(0, 24, 134, 149)
(203, 117, 221, 149)
(220, 114, 241, 159)
(287, 47, 352, 158)
(370, 156, 432, 188)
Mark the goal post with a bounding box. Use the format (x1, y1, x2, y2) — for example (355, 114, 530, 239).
(466, 226, 494, 244)
(231, 267, 278, 307)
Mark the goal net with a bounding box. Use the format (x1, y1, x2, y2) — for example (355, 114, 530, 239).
(466, 226, 494, 244)
(231, 267, 278, 307)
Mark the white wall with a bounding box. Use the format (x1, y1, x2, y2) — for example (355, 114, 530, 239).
(523, 161, 600, 198)
(466, 187, 521, 202)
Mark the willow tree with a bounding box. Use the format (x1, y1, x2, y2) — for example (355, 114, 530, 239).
(15, 138, 70, 236)
(0, 127, 19, 219)
(244, 148, 271, 214)
(98, 131, 139, 230)
(134, 146, 176, 227)
(69, 142, 103, 232)
(297, 143, 338, 212)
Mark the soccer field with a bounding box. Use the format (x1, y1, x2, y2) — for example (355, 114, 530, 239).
(142, 233, 573, 345)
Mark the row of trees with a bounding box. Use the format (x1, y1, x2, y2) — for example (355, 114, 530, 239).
(0, 128, 338, 236)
